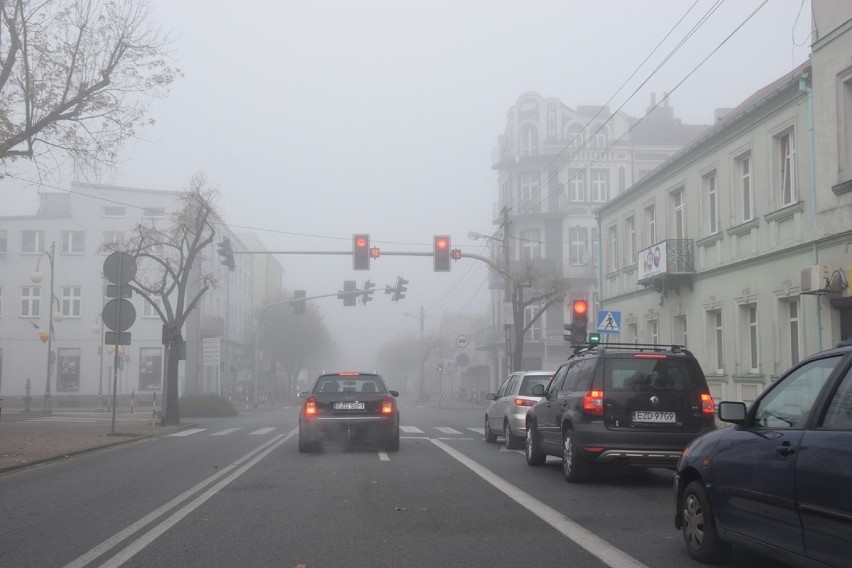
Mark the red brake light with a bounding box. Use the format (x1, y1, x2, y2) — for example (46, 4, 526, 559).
(513, 398, 536, 407)
(382, 396, 395, 414)
(633, 353, 667, 359)
(338, 372, 361, 376)
(583, 390, 604, 416)
(304, 397, 317, 416)
(700, 393, 715, 416)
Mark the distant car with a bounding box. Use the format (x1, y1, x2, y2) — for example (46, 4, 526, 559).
(484, 371, 552, 449)
(298, 371, 400, 452)
(674, 341, 852, 567)
(525, 342, 716, 482)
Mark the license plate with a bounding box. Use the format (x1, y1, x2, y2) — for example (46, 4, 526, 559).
(632, 411, 676, 423)
(334, 401, 365, 410)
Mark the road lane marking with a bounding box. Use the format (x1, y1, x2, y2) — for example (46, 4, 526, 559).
(378, 451, 390, 461)
(167, 428, 207, 437)
(210, 428, 241, 436)
(400, 426, 423, 433)
(65, 430, 296, 568)
(468, 427, 485, 435)
(434, 427, 462, 434)
(430, 438, 649, 568)
(249, 427, 276, 435)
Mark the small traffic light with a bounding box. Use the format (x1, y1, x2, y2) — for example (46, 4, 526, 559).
(451, 248, 462, 261)
(361, 280, 375, 305)
(217, 237, 235, 271)
(293, 290, 306, 314)
(392, 276, 409, 302)
(433, 235, 451, 272)
(570, 299, 589, 345)
(340, 280, 357, 306)
(353, 234, 370, 270)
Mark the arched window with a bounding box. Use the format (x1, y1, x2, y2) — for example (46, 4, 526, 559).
(519, 124, 539, 156)
(564, 123, 584, 148)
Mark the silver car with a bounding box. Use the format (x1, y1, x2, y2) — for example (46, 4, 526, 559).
(485, 371, 553, 449)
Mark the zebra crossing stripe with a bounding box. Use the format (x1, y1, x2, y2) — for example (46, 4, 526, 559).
(168, 428, 207, 437)
(249, 427, 276, 435)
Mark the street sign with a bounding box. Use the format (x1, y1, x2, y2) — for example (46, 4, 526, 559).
(597, 310, 621, 334)
(455, 353, 469, 368)
(456, 334, 469, 349)
(105, 331, 131, 345)
(202, 337, 221, 366)
(103, 299, 136, 332)
(103, 251, 137, 285)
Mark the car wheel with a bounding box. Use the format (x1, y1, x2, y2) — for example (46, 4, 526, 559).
(484, 415, 498, 443)
(681, 480, 731, 563)
(562, 430, 590, 482)
(298, 428, 317, 453)
(525, 424, 546, 466)
(503, 420, 521, 450)
(385, 428, 400, 452)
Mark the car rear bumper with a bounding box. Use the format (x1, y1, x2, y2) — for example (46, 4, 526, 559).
(300, 416, 397, 442)
(573, 425, 709, 467)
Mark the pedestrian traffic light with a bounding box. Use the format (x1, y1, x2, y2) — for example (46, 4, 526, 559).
(451, 248, 462, 261)
(434, 235, 450, 272)
(570, 299, 589, 345)
(293, 290, 306, 314)
(361, 280, 375, 305)
(217, 237, 235, 271)
(353, 234, 370, 270)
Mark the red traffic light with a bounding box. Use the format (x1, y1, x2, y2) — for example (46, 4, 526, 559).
(573, 299, 588, 315)
(433, 235, 451, 271)
(436, 237, 448, 250)
(355, 236, 368, 249)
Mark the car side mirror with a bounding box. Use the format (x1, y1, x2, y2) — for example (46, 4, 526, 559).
(718, 401, 747, 424)
(389, 390, 400, 397)
(486, 392, 496, 400)
(531, 384, 545, 396)
(298, 391, 309, 398)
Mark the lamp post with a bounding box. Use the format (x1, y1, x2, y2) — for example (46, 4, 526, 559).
(30, 241, 62, 414)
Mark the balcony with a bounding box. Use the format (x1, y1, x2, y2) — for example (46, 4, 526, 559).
(636, 239, 695, 295)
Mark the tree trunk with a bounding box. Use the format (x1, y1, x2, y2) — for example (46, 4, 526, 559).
(161, 341, 181, 425)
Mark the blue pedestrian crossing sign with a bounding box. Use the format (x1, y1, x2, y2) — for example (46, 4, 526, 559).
(597, 311, 621, 334)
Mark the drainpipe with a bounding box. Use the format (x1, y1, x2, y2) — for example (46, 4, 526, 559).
(799, 73, 822, 351)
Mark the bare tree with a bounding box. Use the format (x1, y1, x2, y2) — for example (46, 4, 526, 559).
(112, 173, 219, 425)
(507, 265, 569, 371)
(0, 0, 180, 175)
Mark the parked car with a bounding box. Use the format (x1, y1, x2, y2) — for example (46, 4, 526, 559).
(485, 371, 553, 449)
(525, 342, 716, 482)
(298, 371, 400, 452)
(674, 341, 852, 567)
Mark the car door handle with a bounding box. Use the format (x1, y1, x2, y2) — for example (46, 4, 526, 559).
(775, 444, 795, 456)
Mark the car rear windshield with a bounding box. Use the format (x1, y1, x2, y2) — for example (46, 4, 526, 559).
(314, 374, 384, 394)
(604, 357, 704, 392)
(519, 374, 552, 396)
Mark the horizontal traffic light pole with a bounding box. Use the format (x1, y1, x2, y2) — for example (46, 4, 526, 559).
(231, 250, 498, 270)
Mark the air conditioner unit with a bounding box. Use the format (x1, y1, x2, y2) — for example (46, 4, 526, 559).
(801, 264, 830, 293)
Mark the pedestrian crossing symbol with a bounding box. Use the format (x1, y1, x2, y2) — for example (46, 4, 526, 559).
(597, 311, 621, 334)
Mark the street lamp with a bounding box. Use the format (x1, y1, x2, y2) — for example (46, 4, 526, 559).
(30, 241, 62, 414)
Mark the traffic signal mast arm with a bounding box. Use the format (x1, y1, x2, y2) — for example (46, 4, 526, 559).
(230, 249, 497, 269)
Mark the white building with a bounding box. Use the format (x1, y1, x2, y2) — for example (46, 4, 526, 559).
(0, 183, 254, 408)
(594, 2, 852, 404)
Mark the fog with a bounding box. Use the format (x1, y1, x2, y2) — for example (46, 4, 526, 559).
(3, 0, 812, 368)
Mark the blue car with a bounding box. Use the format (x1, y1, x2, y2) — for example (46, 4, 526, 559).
(674, 341, 852, 567)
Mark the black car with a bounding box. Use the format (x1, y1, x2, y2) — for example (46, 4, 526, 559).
(674, 341, 852, 567)
(298, 371, 400, 452)
(525, 342, 717, 482)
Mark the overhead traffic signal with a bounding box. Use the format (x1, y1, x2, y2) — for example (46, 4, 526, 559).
(217, 237, 235, 271)
(433, 235, 450, 272)
(361, 280, 375, 305)
(391, 276, 409, 302)
(353, 234, 370, 270)
(570, 298, 589, 345)
(340, 280, 357, 306)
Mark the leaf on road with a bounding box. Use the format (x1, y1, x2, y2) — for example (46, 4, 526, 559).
(394, 507, 408, 512)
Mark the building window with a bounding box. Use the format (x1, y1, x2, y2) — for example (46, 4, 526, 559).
(784, 299, 800, 367)
(57, 348, 80, 391)
(593, 131, 607, 149)
(567, 169, 586, 202)
(647, 318, 658, 345)
(624, 216, 636, 265)
(843, 76, 852, 182)
(776, 129, 796, 206)
(21, 286, 41, 317)
(102, 231, 125, 247)
(627, 322, 638, 344)
(704, 171, 719, 234)
(735, 151, 753, 221)
(102, 206, 126, 218)
(569, 227, 589, 265)
(61, 231, 85, 254)
(524, 305, 542, 342)
(519, 229, 542, 261)
(644, 204, 656, 247)
(22, 230, 45, 254)
(0, 229, 6, 253)
(607, 224, 619, 272)
(740, 303, 759, 373)
(142, 207, 166, 218)
(519, 173, 541, 213)
(707, 309, 723, 373)
(519, 124, 538, 156)
(673, 314, 687, 347)
(139, 347, 163, 390)
(671, 188, 685, 239)
(590, 169, 609, 202)
(565, 124, 583, 148)
(61, 286, 82, 318)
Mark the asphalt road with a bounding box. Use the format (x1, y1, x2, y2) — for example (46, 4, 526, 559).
(0, 404, 794, 568)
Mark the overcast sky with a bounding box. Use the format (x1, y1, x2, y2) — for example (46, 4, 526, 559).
(4, 0, 813, 368)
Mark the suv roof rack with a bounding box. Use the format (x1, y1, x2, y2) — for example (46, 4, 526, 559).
(571, 342, 692, 357)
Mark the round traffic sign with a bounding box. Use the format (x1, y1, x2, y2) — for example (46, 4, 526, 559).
(102, 299, 136, 332)
(455, 353, 469, 367)
(103, 251, 137, 285)
(456, 335, 469, 349)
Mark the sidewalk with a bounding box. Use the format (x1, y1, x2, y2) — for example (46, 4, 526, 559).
(0, 408, 187, 473)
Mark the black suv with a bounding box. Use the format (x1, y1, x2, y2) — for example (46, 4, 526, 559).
(525, 343, 717, 482)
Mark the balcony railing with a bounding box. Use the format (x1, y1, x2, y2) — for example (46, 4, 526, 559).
(636, 239, 695, 294)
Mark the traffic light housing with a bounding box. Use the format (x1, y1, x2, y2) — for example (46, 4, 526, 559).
(434, 235, 450, 272)
(217, 237, 235, 271)
(570, 299, 589, 345)
(361, 280, 375, 305)
(353, 234, 370, 270)
(341, 280, 357, 306)
(392, 276, 409, 302)
(293, 290, 306, 314)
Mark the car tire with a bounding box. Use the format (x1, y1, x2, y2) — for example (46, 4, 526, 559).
(681, 480, 731, 563)
(503, 420, 521, 450)
(298, 428, 317, 453)
(385, 428, 400, 452)
(562, 430, 590, 483)
(525, 424, 546, 466)
(484, 415, 498, 443)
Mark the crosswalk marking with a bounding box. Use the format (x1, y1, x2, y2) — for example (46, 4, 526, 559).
(400, 426, 424, 434)
(211, 428, 241, 436)
(468, 428, 485, 435)
(166, 425, 478, 438)
(435, 427, 462, 435)
(249, 427, 276, 435)
(168, 428, 207, 437)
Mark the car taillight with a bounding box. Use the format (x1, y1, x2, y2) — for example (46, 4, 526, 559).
(583, 390, 604, 416)
(382, 396, 395, 415)
(700, 393, 715, 416)
(304, 397, 317, 416)
(513, 398, 536, 407)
